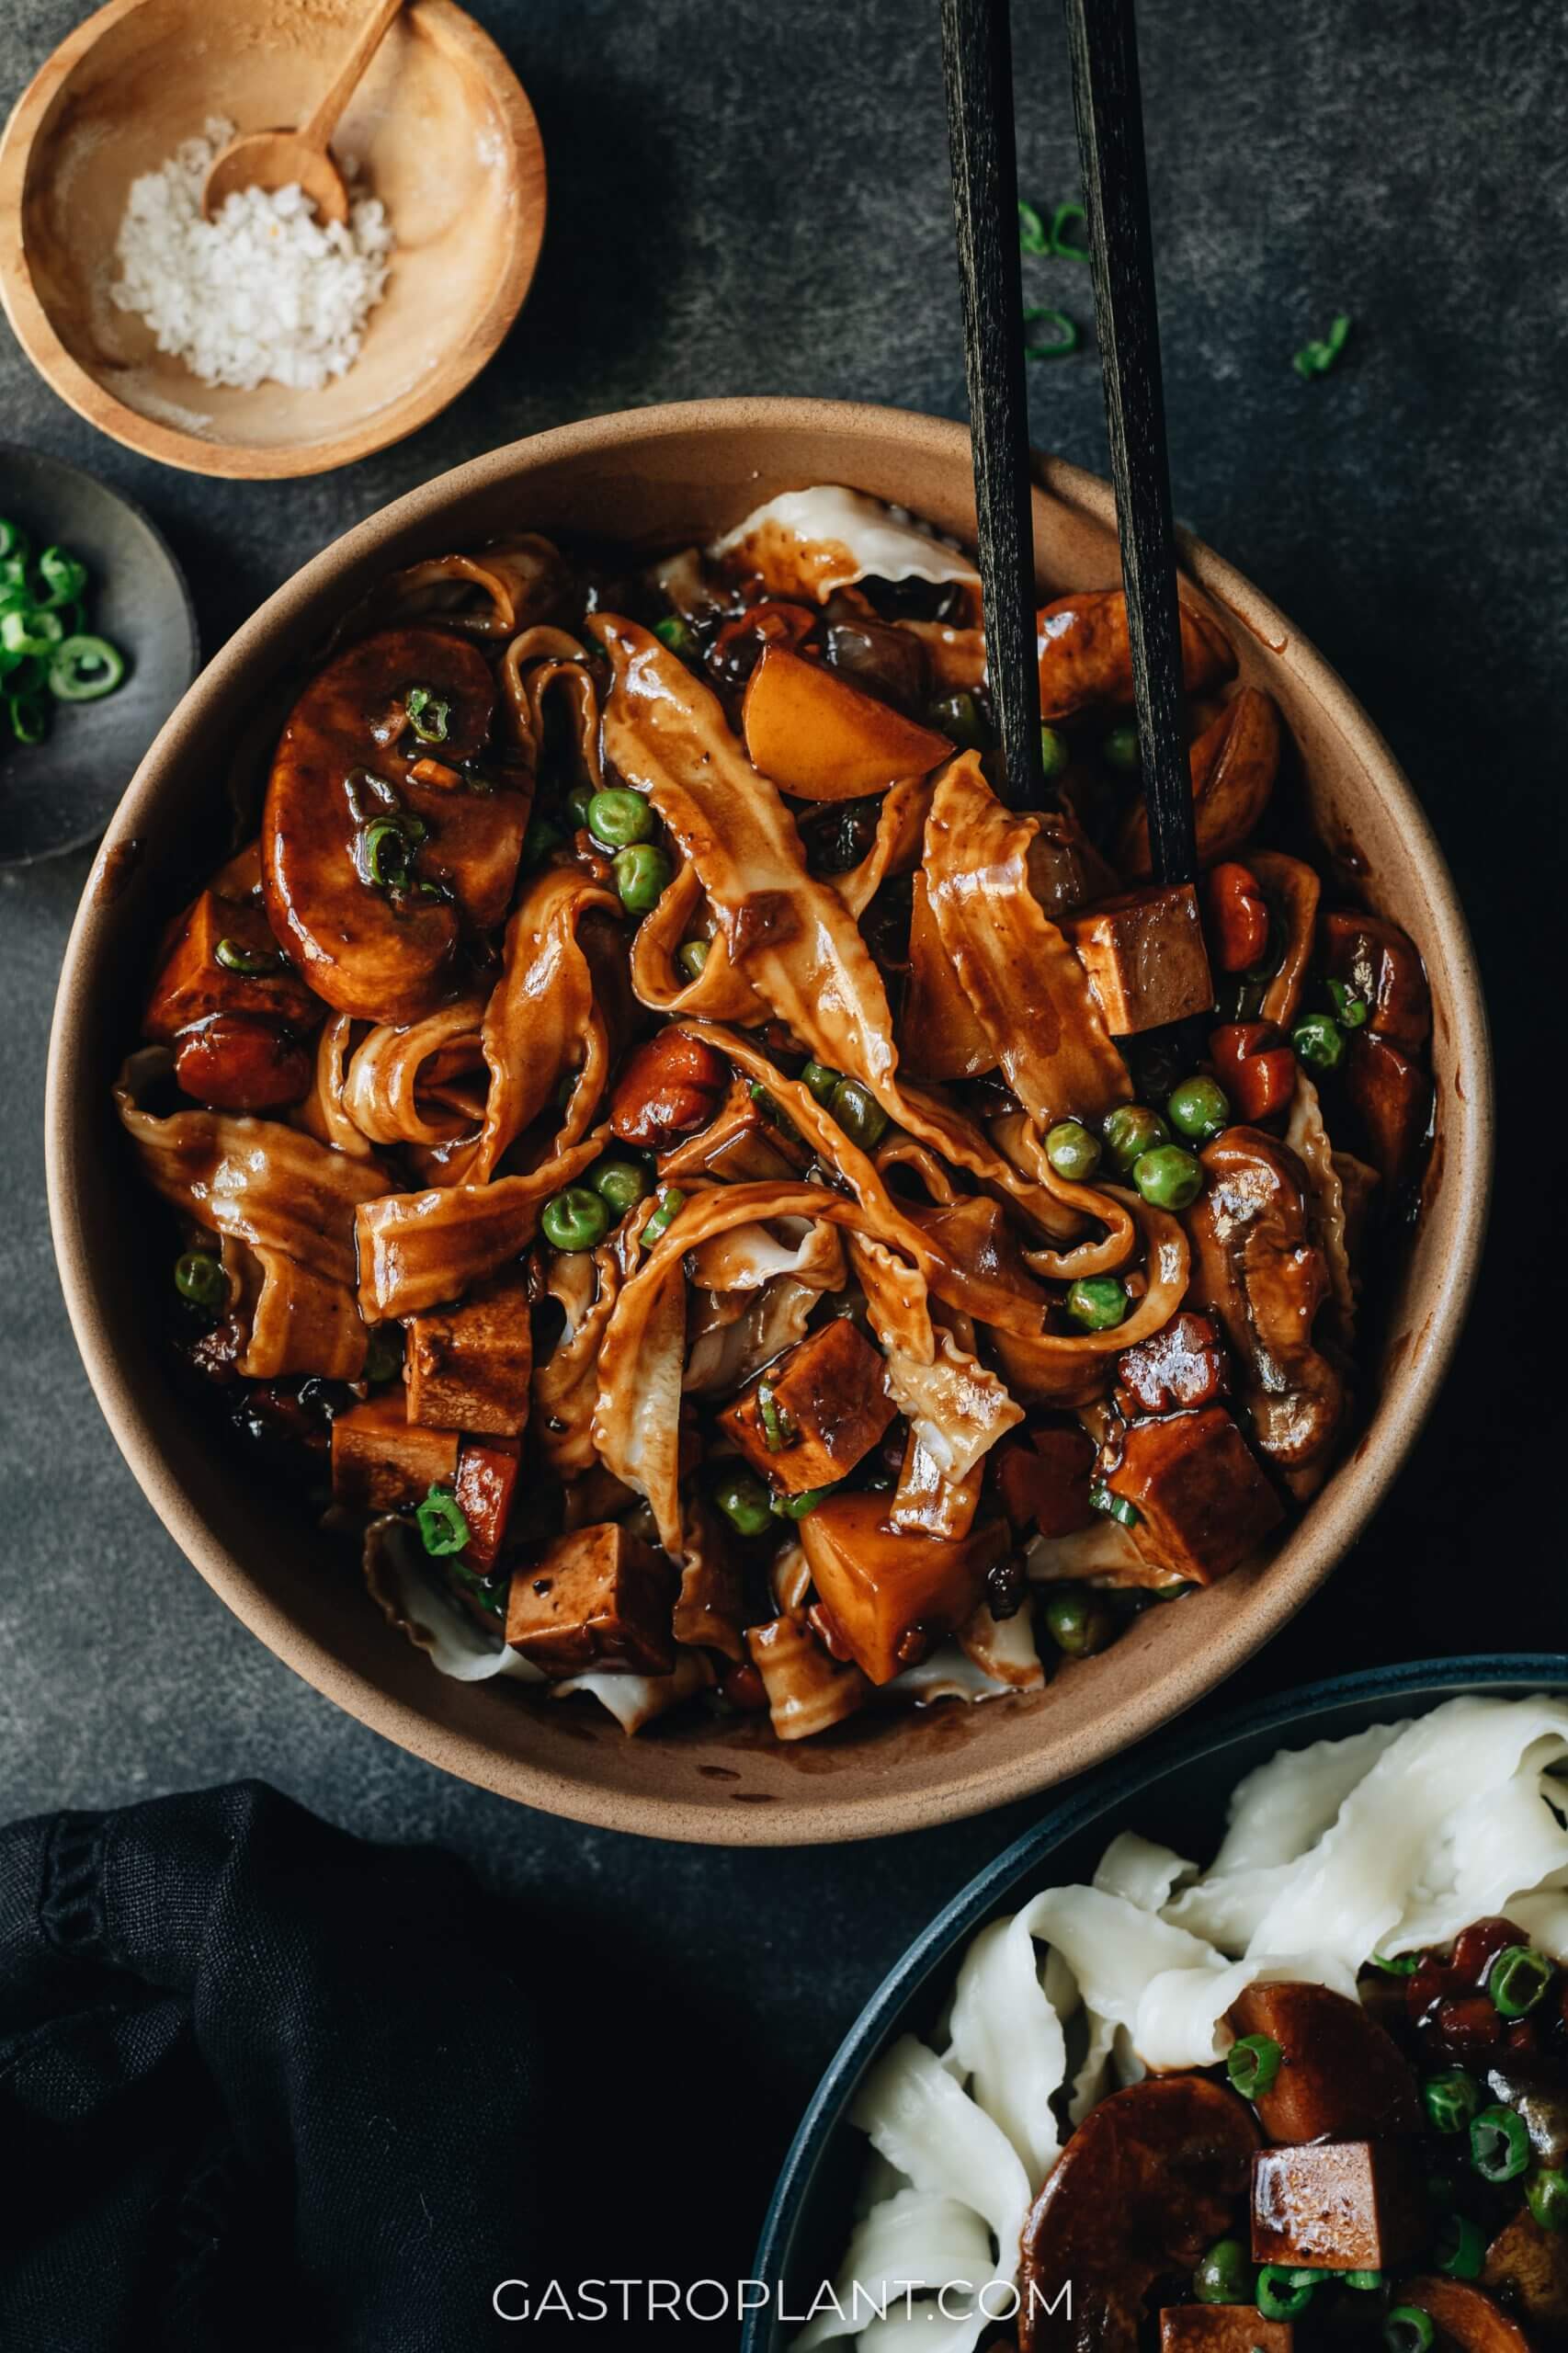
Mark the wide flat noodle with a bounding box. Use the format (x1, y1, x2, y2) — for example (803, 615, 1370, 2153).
(118, 1049, 390, 1377)
(463, 864, 619, 1181)
(629, 856, 767, 1021)
(499, 626, 603, 782)
(1286, 1070, 1358, 1338)
(356, 1128, 608, 1316)
(344, 995, 487, 1149)
(293, 1012, 374, 1159)
(923, 754, 1131, 1129)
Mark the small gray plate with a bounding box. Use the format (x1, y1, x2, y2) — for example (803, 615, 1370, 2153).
(0, 446, 199, 865)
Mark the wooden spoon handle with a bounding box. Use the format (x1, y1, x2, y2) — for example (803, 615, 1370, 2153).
(301, 0, 404, 153)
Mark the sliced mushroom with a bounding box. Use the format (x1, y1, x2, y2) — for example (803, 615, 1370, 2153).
(1183, 1127, 1346, 1472)
(1483, 2206, 1568, 2335)
(1226, 1982, 1422, 2143)
(263, 627, 528, 1022)
(1399, 2278, 1534, 2353)
(1120, 689, 1281, 879)
(1018, 2075, 1259, 2353)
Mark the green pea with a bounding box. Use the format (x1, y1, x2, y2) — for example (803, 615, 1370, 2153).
(1292, 1011, 1346, 1072)
(174, 1251, 226, 1313)
(654, 614, 695, 655)
(713, 1469, 775, 1539)
(1528, 2169, 1568, 2233)
(801, 1060, 842, 1106)
(1064, 1276, 1128, 1331)
(1045, 1119, 1102, 1180)
(829, 1076, 890, 1149)
(640, 1187, 687, 1247)
(676, 938, 710, 983)
(1133, 1144, 1204, 1211)
(931, 690, 984, 749)
(1194, 2237, 1254, 2306)
(1039, 724, 1071, 779)
(590, 1158, 652, 1217)
(1043, 1583, 1117, 1657)
(587, 787, 654, 847)
(1166, 1074, 1230, 1142)
(1102, 1103, 1170, 1171)
(567, 781, 595, 828)
(540, 1186, 611, 1252)
(1103, 721, 1141, 772)
(363, 1322, 404, 1383)
(613, 843, 673, 915)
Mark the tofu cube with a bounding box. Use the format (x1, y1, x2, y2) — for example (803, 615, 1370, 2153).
(799, 1492, 1006, 1685)
(505, 1524, 676, 1677)
(331, 1393, 459, 1512)
(718, 1317, 896, 1495)
(1107, 1406, 1282, 1584)
(1062, 883, 1214, 1036)
(1251, 2141, 1427, 2273)
(406, 1275, 533, 1438)
(1162, 2311, 1294, 2353)
(144, 886, 318, 1041)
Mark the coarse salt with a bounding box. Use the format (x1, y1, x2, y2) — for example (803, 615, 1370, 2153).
(110, 117, 393, 392)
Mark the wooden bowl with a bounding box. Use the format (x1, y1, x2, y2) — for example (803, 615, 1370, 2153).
(0, 0, 544, 480)
(44, 399, 1493, 1844)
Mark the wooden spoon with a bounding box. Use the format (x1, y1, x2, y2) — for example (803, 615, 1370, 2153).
(202, 0, 403, 225)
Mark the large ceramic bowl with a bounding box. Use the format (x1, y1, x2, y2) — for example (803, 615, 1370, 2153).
(744, 1656, 1568, 2348)
(44, 398, 1493, 1844)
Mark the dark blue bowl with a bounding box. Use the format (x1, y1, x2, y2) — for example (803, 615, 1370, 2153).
(745, 1655, 1568, 2351)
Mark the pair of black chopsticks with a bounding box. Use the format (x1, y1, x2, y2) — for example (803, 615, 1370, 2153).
(940, 0, 1195, 889)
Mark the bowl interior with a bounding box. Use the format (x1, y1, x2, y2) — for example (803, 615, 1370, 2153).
(744, 1659, 1568, 2349)
(46, 403, 1491, 1843)
(4, 0, 542, 471)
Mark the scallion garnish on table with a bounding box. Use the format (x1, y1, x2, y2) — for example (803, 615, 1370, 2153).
(1293, 312, 1352, 379)
(0, 516, 127, 746)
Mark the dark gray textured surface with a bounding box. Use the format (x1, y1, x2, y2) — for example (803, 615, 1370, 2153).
(1, 0, 1562, 2320)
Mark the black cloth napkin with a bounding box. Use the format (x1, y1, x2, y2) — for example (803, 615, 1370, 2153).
(0, 1781, 541, 2352)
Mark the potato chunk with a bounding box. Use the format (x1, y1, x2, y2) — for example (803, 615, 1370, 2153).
(1250, 2141, 1426, 2272)
(1107, 1407, 1282, 1584)
(406, 1275, 533, 1438)
(331, 1393, 459, 1512)
(799, 1492, 1005, 1684)
(718, 1319, 896, 1495)
(742, 645, 953, 800)
(1062, 884, 1214, 1037)
(505, 1524, 676, 1677)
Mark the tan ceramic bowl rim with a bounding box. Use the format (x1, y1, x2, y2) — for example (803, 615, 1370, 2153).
(0, 0, 545, 481)
(45, 397, 1494, 1841)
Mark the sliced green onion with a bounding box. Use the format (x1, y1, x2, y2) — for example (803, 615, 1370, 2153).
(1039, 723, 1071, 779)
(415, 1483, 470, 1557)
(403, 685, 450, 743)
(1435, 2212, 1484, 2280)
(1383, 2308, 1436, 2353)
(1227, 2033, 1282, 2099)
(213, 936, 280, 977)
(6, 689, 48, 745)
(713, 1468, 774, 1539)
(1488, 1943, 1552, 2018)
(1023, 306, 1080, 359)
(640, 1187, 687, 1248)
(1017, 199, 1050, 255)
(1293, 313, 1352, 380)
(1089, 1480, 1140, 1528)
(756, 1379, 798, 1454)
(1343, 2272, 1385, 2291)
(1327, 978, 1369, 1029)
(1050, 199, 1090, 259)
(1256, 2268, 1317, 2321)
(2, 606, 62, 657)
(358, 816, 422, 891)
(653, 615, 695, 654)
(1423, 2070, 1481, 2135)
(35, 545, 87, 608)
(1368, 1949, 1423, 1975)
(1471, 2103, 1531, 2184)
(0, 517, 26, 562)
(771, 1483, 835, 1520)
